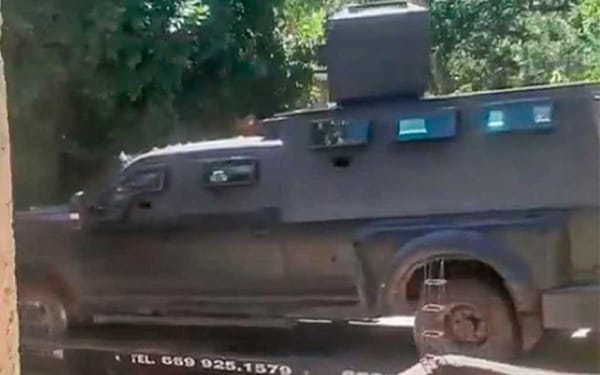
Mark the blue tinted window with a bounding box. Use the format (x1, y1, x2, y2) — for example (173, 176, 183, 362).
(488, 110, 505, 129)
(484, 99, 554, 133)
(310, 119, 370, 148)
(399, 118, 428, 136)
(397, 108, 456, 142)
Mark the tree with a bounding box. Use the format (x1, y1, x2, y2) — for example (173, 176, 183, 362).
(2, 0, 319, 205)
(3, 0, 208, 152)
(3, 0, 598, 206)
(176, 0, 313, 138)
(574, 0, 600, 80)
(277, 0, 599, 95)
(429, 0, 598, 93)
(2, 0, 322, 152)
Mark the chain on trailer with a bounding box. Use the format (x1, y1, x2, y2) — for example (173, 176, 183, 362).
(420, 257, 448, 356)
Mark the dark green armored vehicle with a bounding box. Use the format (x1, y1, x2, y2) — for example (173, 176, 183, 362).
(16, 1, 599, 360)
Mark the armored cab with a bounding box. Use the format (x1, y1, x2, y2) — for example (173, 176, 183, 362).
(267, 1, 599, 223)
(269, 84, 600, 223)
(323, 1, 430, 102)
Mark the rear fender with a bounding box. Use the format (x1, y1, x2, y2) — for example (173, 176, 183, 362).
(381, 229, 537, 315)
(379, 229, 543, 352)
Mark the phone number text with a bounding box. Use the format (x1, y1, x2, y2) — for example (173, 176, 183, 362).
(130, 353, 293, 374)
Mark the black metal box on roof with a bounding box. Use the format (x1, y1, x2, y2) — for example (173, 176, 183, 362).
(323, 1, 430, 103)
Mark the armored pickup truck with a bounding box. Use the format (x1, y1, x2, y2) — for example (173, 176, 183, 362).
(16, 82, 600, 360)
(15, 1, 600, 361)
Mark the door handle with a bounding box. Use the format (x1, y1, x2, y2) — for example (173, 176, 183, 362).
(137, 200, 152, 210)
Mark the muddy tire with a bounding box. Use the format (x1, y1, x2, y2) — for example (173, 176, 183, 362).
(18, 286, 69, 338)
(413, 278, 520, 360)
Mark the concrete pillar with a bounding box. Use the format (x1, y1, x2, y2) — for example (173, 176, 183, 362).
(0, 3, 20, 374)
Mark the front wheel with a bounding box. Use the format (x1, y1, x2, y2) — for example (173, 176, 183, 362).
(413, 278, 520, 360)
(18, 285, 69, 339)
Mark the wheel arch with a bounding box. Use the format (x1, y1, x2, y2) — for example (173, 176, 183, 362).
(381, 229, 542, 352)
(17, 262, 81, 314)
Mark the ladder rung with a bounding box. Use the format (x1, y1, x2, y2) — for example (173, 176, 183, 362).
(422, 330, 444, 338)
(421, 303, 445, 312)
(424, 278, 447, 286)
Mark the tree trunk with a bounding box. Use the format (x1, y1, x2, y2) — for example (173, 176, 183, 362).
(0, 3, 20, 374)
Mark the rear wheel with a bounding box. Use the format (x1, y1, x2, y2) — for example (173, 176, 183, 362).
(413, 278, 520, 360)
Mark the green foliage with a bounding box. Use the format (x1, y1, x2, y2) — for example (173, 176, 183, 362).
(429, 0, 526, 92)
(275, 0, 327, 104)
(4, 0, 326, 204)
(574, 0, 600, 80)
(4, 0, 600, 206)
(511, 11, 583, 85)
(5, 0, 202, 151)
(429, 0, 598, 93)
(4, 0, 599, 154)
(275, 0, 600, 96)
(3, 0, 318, 154)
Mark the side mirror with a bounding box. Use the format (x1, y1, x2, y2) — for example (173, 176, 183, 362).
(69, 190, 84, 209)
(67, 191, 84, 228)
(68, 190, 112, 228)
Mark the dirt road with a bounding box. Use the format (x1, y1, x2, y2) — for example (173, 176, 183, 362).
(20, 324, 600, 374)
